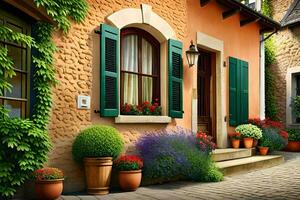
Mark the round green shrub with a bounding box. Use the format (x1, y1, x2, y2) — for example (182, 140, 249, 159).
(72, 125, 124, 162)
(259, 128, 286, 152)
(235, 124, 262, 140)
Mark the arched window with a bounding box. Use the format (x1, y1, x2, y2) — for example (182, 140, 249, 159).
(120, 28, 160, 106)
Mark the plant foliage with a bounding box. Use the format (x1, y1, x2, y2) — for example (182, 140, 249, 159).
(34, 0, 88, 33)
(72, 125, 124, 162)
(292, 96, 300, 118)
(114, 155, 143, 171)
(287, 129, 300, 141)
(136, 128, 223, 183)
(33, 167, 64, 181)
(259, 128, 287, 151)
(235, 124, 263, 139)
(0, 117, 51, 198)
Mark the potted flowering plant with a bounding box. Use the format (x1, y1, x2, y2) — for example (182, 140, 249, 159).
(121, 99, 162, 115)
(235, 124, 262, 148)
(196, 132, 216, 154)
(228, 132, 241, 149)
(33, 167, 64, 200)
(286, 129, 300, 152)
(114, 155, 143, 191)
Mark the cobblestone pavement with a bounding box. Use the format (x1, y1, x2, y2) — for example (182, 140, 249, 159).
(60, 152, 300, 200)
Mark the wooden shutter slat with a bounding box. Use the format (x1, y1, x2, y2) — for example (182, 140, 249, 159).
(100, 24, 119, 117)
(229, 57, 238, 126)
(240, 60, 249, 124)
(168, 39, 183, 118)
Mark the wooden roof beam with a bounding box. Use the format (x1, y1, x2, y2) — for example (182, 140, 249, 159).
(222, 8, 241, 19)
(200, 0, 210, 7)
(240, 17, 260, 27)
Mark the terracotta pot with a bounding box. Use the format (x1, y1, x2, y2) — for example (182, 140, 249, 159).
(84, 157, 113, 195)
(35, 179, 63, 200)
(285, 141, 300, 152)
(231, 139, 240, 149)
(258, 147, 269, 155)
(119, 170, 142, 191)
(243, 137, 253, 149)
(252, 139, 258, 147)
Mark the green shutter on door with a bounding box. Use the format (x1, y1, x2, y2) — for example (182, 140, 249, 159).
(240, 60, 249, 124)
(168, 39, 183, 118)
(229, 57, 249, 126)
(100, 24, 119, 117)
(229, 57, 238, 126)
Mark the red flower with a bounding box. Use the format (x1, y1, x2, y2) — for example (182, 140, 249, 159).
(149, 105, 156, 113)
(279, 130, 289, 139)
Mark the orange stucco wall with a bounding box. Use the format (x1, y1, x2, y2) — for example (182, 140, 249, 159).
(179, 0, 261, 133)
(44, 0, 262, 193)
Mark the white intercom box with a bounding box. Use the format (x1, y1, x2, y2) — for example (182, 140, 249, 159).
(77, 95, 91, 109)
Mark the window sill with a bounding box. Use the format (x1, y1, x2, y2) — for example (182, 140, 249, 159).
(115, 115, 171, 124)
(287, 123, 300, 128)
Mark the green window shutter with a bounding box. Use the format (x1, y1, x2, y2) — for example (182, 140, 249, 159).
(229, 57, 249, 126)
(100, 24, 119, 117)
(168, 39, 183, 118)
(240, 61, 249, 124)
(229, 57, 238, 126)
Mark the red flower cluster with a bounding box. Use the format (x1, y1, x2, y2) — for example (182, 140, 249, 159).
(121, 99, 162, 115)
(248, 118, 283, 129)
(33, 167, 64, 181)
(196, 132, 216, 153)
(228, 132, 241, 140)
(279, 130, 289, 139)
(114, 155, 143, 171)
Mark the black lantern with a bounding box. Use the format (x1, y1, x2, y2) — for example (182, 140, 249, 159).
(186, 40, 200, 67)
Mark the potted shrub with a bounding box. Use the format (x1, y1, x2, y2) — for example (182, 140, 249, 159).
(72, 125, 124, 195)
(33, 167, 64, 200)
(235, 124, 262, 149)
(228, 132, 241, 148)
(258, 132, 273, 155)
(114, 155, 143, 191)
(286, 129, 300, 152)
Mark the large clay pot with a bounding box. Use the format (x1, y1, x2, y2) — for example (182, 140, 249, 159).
(258, 147, 269, 156)
(84, 157, 113, 195)
(285, 141, 300, 152)
(243, 137, 253, 149)
(119, 170, 142, 191)
(231, 139, 240, 149)
(35, 179, 63, 200)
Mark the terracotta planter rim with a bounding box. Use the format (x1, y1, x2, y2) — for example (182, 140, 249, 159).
(258, 146, 269, 149)
(84, 157, 113, 160)
(119, 169, 142, 174)
(35, 178, 64, 184)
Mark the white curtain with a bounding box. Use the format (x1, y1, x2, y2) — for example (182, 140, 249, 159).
(122, 35, 138, 105)
(142, 38, 153, 103)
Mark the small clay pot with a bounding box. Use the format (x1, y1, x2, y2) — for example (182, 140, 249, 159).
(35, 179, 63, 200)
(243, 137, 253, 149)
(258, 146, 269, 156)
(231, 139, 240, 149)
(119, 170, 142, 191)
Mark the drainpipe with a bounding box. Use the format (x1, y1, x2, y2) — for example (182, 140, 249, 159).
(259, 34, 265, 120)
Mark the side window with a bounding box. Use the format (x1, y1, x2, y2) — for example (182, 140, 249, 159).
(0, 9, 31, 118)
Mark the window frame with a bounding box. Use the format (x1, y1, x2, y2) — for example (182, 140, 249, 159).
(0, 5, 32, 118)
(120, 27, 160, 107)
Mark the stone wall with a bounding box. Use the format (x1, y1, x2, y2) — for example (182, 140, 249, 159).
(269, 0, 300, 124)
(47, 0, 187, 193)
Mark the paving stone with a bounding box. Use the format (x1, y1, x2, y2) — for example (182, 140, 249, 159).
(61, 152, 300, 200)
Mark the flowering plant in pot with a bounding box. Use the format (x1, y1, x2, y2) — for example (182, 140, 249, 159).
(33, 167, 64, 200)
(228, 132, 241, 149)
(72, 125, 124, 195)
(286, 129, 300, 152)
(235, 124, 262, 148)
(114, 155, 143, 191)
(121, 99, 162, 115)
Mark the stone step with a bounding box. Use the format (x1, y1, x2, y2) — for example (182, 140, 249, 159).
(212, 148, 254, 162)
(216, 155, 284, 176)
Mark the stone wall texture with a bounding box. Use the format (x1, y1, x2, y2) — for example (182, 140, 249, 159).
(48, 0, 187, 193)
(270, 0, 300, 124)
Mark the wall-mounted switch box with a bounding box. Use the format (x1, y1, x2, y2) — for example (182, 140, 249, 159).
(77, 95, 91, 109)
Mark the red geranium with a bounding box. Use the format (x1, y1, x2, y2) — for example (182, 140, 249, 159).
(196, 132, 216, 153)
(114, 155, 143, 171)
(33, 167, 64, 181)
(228, 132, 241, 140)
(279, 130, 289, 139)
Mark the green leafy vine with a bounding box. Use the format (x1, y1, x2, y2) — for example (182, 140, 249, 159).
(262, 0, 278, 120)
(0, 0, 88, 198)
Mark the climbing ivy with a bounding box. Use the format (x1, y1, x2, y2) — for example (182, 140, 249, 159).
(34, 0, 88, 33)
(262, 0, 278, 120)
(0, 0, 88, 198)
